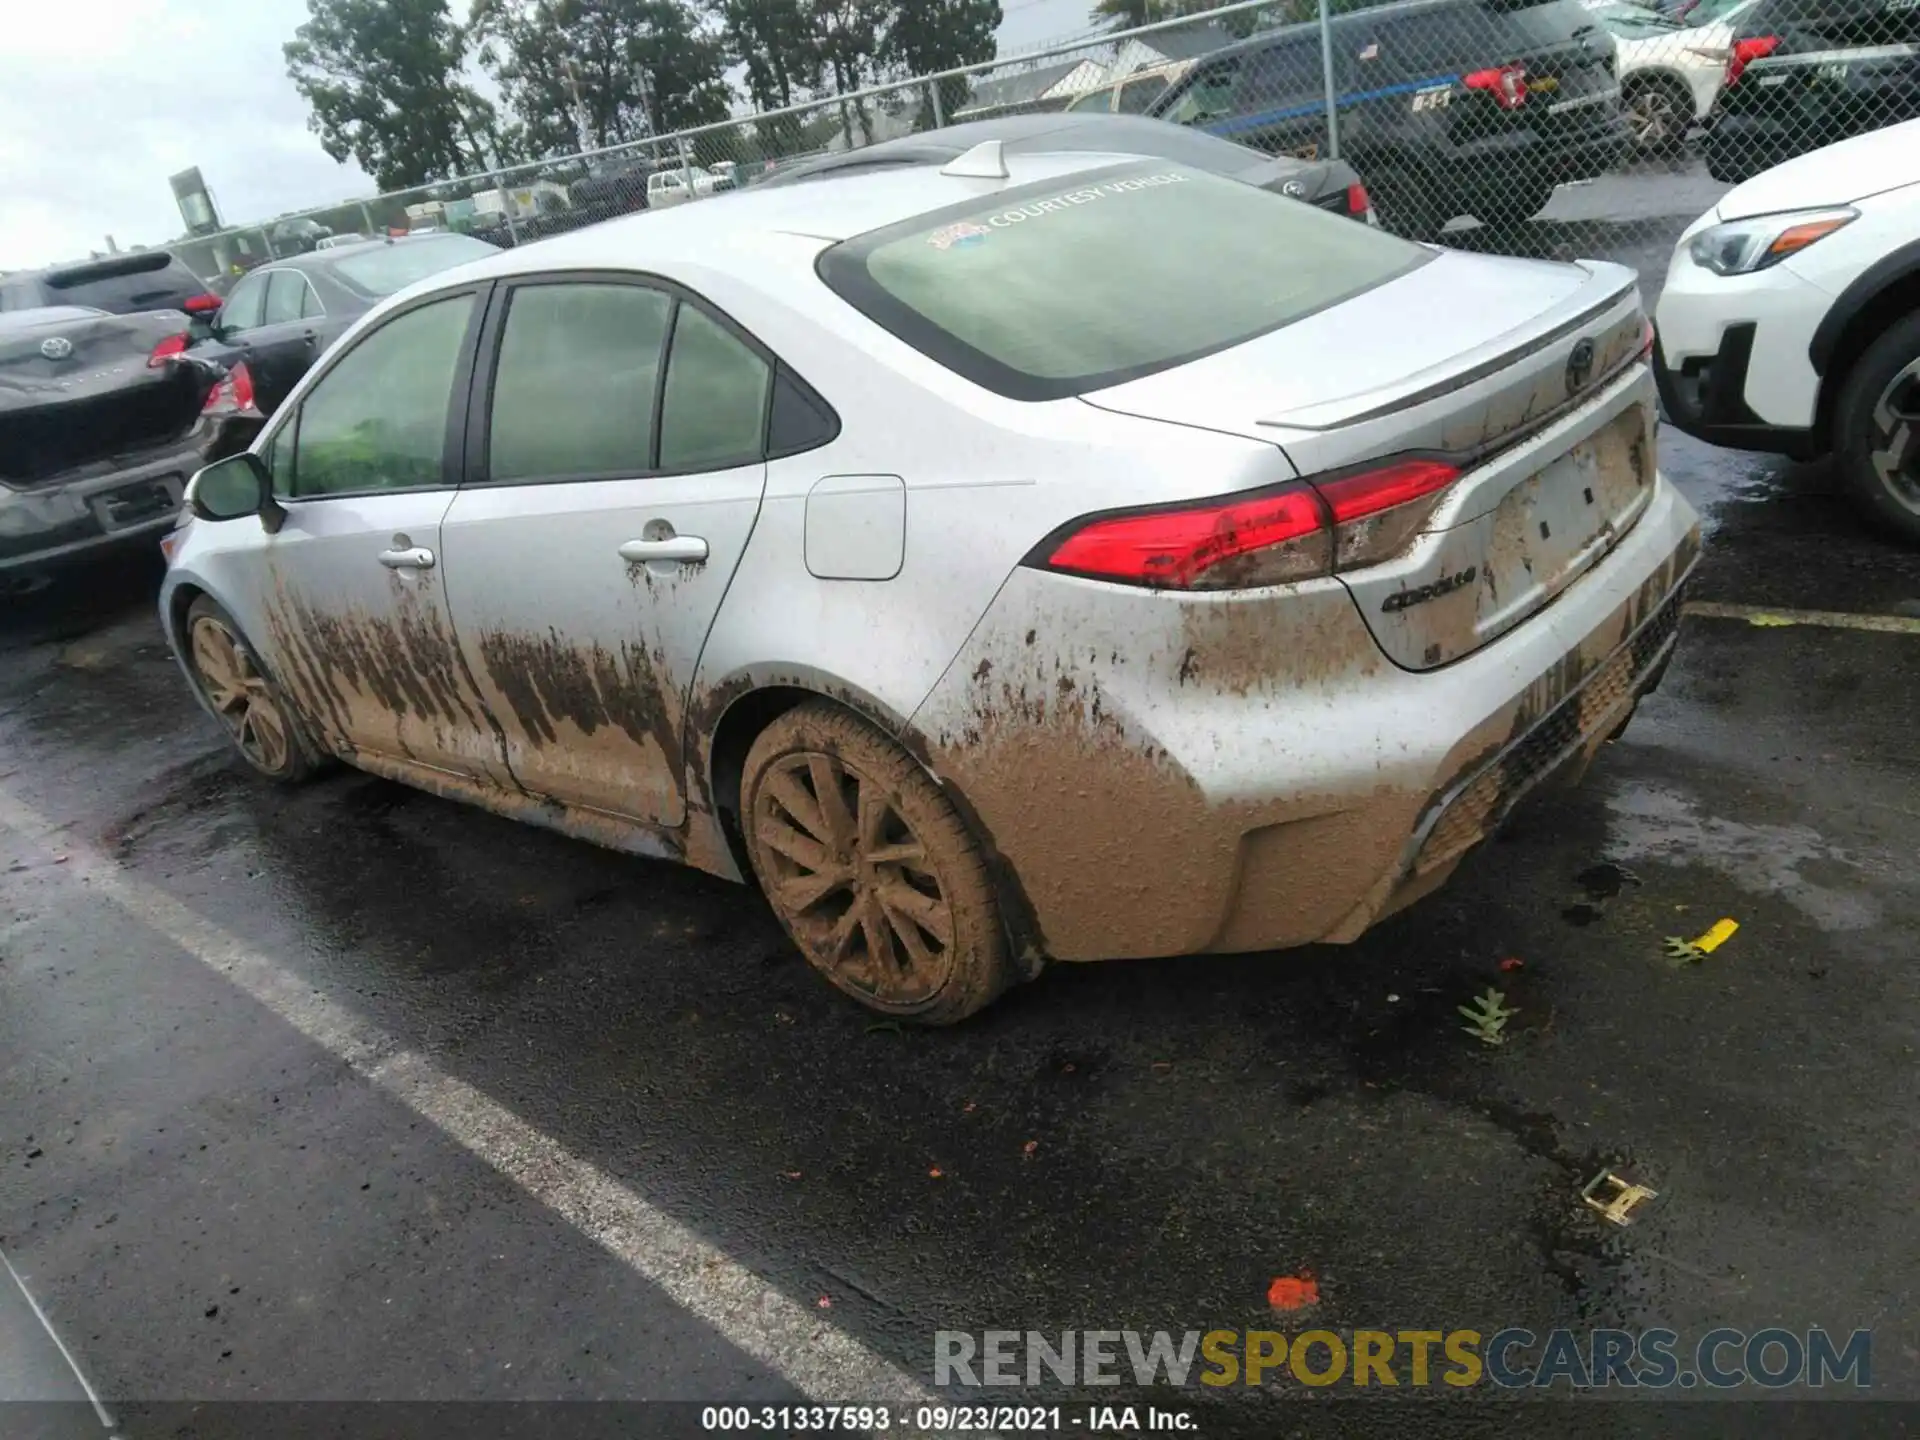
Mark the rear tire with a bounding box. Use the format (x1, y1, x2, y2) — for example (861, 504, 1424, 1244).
(184, 595, 323, 783)
(740, 701, 1014, 1025)
(1832, 311, 1920, 546)
(1622, 73, 1695, 153)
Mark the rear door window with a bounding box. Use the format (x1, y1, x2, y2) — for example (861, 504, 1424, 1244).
(263, 271, 309, 326)
(486, 282, 673, 482)
(819, 160, 1429, 401)
(1234, 41, 1325, 109)
(221, 273, 269, 332)
(658, 307, 773, 472)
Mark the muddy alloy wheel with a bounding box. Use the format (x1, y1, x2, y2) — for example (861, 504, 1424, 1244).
(185, 596, 316, 783)
(741, 702, 1013, 1025)
(1834, 312, 1920, 546)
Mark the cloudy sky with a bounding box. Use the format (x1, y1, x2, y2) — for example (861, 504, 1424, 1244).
(0, 0, 1095, 271)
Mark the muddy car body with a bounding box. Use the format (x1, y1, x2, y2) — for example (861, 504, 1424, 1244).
(160, 143, 1700, 1022)
(1, 305, 226, 589)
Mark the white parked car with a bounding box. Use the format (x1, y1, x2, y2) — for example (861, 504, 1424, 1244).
(1586, 0, 1760, 150)
(1654, 117, 1920, 541)
(162, 141, 1700, 1023)
(647, 165, 733, 208)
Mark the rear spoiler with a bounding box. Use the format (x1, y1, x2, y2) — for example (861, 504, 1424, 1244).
(44, 252, 176, 289)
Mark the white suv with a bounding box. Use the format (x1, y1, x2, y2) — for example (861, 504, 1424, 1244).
(1654, 117, 1920, 541)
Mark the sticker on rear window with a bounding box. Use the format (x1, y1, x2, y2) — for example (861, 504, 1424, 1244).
(927, 221, 991, 251)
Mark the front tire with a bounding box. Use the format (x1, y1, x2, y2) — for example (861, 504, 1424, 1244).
(184, 595, 321, 783)
(740, 701, 1014, 1025)
(1833, 311, 1920, 545)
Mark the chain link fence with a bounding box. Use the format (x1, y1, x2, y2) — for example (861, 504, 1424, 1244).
(167, 0, 1918, 305)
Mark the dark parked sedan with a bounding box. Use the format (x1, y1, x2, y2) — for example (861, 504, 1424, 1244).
(751, 112, 1376, 223)
(186, 233, 499, 435)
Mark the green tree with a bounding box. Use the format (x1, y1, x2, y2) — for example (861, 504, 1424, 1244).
(285, 0, 497, 190)
(1088, 0, 1170, 29)
(716, 0, 821, 112)
(472, 0, 730, 160)
(880, 0, 1001, 128)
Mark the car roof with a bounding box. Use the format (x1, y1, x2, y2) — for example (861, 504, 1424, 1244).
(266, 235, 472, 274)
(422, 149, 1155, 288)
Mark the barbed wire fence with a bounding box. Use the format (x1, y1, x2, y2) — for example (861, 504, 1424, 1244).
(167, 0, 1917, 306)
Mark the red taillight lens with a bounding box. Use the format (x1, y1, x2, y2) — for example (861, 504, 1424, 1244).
(1317, 459, 1461, 571)
(1639, 318, 1655, 359)
(1037, 458, 1462, 590)
(201, 361, 260, 417)
(183, 294, 222, 314)
(1346, 182, 1371, 217)
(148, 333, 189, 368)
(1726, 35, 1779, 85)
(1043, 485, 1330, 589)
(1463, 63, 1529, 109)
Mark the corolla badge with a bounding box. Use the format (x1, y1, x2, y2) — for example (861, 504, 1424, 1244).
(39, 336, 73, 360)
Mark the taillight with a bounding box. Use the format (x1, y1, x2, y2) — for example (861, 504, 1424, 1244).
(148, 333, 189, 368)
(1346, 182, 1371, 218)
(1035, 458, 1461, 590)
(201, 361, 260, 417)
(1318, 459, 1462, 572)
(183, 294, 222, 314)
(1463, 63, 1529, 110)
(1725, 35, 1779, 86)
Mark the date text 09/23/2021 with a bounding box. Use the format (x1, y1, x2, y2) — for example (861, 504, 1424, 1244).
(700, 1406, 1190, 1432)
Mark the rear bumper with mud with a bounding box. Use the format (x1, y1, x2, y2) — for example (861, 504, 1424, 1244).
(906, 472, 1702, 964)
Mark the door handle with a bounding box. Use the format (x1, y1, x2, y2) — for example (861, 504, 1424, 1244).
(302, 330, 318, 346)
(378, 546, 435, 570)
(618, 536, 708, 564)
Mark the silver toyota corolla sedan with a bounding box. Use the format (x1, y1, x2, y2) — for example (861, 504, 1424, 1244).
(162, 141, 1701, 1024)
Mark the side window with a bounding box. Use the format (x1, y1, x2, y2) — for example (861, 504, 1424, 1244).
(263, 270, 307, 325)
(221, 273, 268, 331)
(658, 306, 773, 472)
(767, 367, 838, 459)
(1118, 74, 1170, 113)
(290, 294, 474, 498)
(1161, 56, 1241, 124)
(1065, 88, 1112, 112)
(265, 424, 298, 497)
(487, 282, 673, 482)
(1234, 43, 1323, 109)
(300, 280, 326, 319)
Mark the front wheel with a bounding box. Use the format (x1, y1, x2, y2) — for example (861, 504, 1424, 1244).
(184, 595, 322, 783)
(740, 702, 1015, 1025)
(1833, 311, 1920, 545)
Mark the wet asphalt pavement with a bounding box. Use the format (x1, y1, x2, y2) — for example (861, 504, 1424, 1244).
(3, 183, 1919, 1438)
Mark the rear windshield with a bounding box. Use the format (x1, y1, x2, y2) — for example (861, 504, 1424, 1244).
(330, 235, 499, 296)
(817, 161, 1427, 400)
(38, 253, 204, 314)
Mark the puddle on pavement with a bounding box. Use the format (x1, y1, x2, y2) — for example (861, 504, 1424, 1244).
(1602, 782, 1882, 932)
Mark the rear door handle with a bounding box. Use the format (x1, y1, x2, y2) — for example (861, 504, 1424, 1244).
(618, 536, 708, 564)
(379, 546, 435, 570)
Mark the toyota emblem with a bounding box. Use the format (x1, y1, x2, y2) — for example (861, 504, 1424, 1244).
(1566, 337, 1596, 395)
(1282, 179, 1306, 197)
(39, 336, 73, 360)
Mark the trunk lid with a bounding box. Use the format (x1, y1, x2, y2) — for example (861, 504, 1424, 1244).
(1083, 252, 1655, 670)
(0, 309, 208, 488)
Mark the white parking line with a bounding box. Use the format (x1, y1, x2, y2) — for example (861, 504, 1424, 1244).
(0, 783, 937, 1413)
(1683, 601, 1920, 635)
(2, 1249, 121, 1433)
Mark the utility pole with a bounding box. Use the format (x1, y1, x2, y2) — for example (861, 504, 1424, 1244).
(563, 58, 595, 155)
